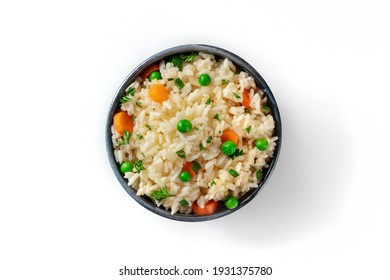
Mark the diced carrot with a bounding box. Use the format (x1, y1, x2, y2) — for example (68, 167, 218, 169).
(113, 111, 134, 135)
(192, 200, 219, 215)
(220, 129, 239, 145)
(140, 63, 160, 80)
(242, 88, 250, 108)
(148, 84, 169, 104)
(182, 162, 196, 177)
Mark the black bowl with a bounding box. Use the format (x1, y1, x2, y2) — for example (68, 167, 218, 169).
(106, 44, 282, 222)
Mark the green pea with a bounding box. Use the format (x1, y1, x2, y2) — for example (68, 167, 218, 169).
(221, 140, 237, 156)
(177, 119, 192, 133)
(256, 138, 269, 151)
(120, 161, 133, 174)
(225, 196, 238, 209)
(198, 73, 211, 86)
(179, 171, 191, 182)
(149, 71, 162, 81)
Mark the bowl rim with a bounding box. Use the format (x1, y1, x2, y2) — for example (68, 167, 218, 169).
(105, 44, 282, 222)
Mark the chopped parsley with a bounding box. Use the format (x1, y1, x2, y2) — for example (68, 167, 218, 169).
(228, 168, 239, 178)
(151, 187, 171, 202)
(213, 114, 220, 121)
(262, 105, 271, 113)
(205, 97, 212, 105)
(117, 130, 131, 146)
(194, 127, 199, 131)
(179, 198, 189, 207)
(244, 108, 250, 113)
(229, 149, 245, 160)
(145, 124, 151, 130)
(232, 92, 241, 99)
(175, 78, 184, 90)
(171, 56, 183, 70)
(221, 79, 228, 85)
(141, 152, 145, 158)
(199, 143, 205, 151)
(135, 101, 142, 108)
(176, 150, 186, 158)
(137, 134, 143, 140)
(207, 136, 213, 144)
(210, 180, 216, 186)
(191, 161, 201, 172)
(132, 115, 136, 123)
(256, 169, 263, 181)
(134, 159, 145, 173)
(245, 125, 252, 134)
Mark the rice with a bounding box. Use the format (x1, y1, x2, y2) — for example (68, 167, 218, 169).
(111, 52, 277, 214)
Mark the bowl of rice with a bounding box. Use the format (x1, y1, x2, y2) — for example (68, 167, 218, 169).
(106, 44, 281, 221)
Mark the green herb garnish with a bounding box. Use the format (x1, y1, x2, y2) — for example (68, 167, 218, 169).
(233, 92, 241, 99)
(175, 78, 184, 90)
(142, 152, 145, 158)
(192, 161, 201, 172)
(256, 169, 263, 181)
(261, 105, 271, 113)
(132, 116, 136, 122)
(244, 108, 250, 113)
(134, 159, 145, 173)
(199, 143, 205, 151)
(180, 53, 197, 62)
(170, 56, 183, 71)
(117, 130, 131, 146)
(207, 136, 212, 144)
(205, 97, 212, 105)
(213, 114, 220, 121)
(228, 168, 239, 178)
(245, 125, 252, 134)
(210, 180, 216, 186)
(146, 124, 151, 130)
(176, 150, 186, 158)
(221, 79, 228, 85)
(229, 149, 245, 160)
(179, 198, 189, 207)
(151, 187, 171, 202)
(135, 101, 142, 107)
(127, 87, 136, 96)
(137, 134, 143, 140)
(194, 127, 199, 131)
(120, 95, 132, 104)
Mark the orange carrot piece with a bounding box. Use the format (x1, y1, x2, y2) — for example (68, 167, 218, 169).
(148, 84, 169, 104)
(113, 111, 134, 135)
(182, 162, 196, 177)
(141, 63, 160, 80)
(192, 200, 219, 215)
(242, 88, 250, 108)
(220, 129, 239, 145)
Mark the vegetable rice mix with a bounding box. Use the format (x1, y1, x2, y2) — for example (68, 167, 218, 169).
(111, 52, 277, 215)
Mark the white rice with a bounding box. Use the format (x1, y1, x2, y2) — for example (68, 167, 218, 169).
(111, 52, 277, 214)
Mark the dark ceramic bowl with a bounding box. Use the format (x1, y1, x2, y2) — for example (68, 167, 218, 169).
(106, 44, 282, 222)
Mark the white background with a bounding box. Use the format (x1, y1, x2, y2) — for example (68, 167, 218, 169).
(1, 0, 389, 279)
